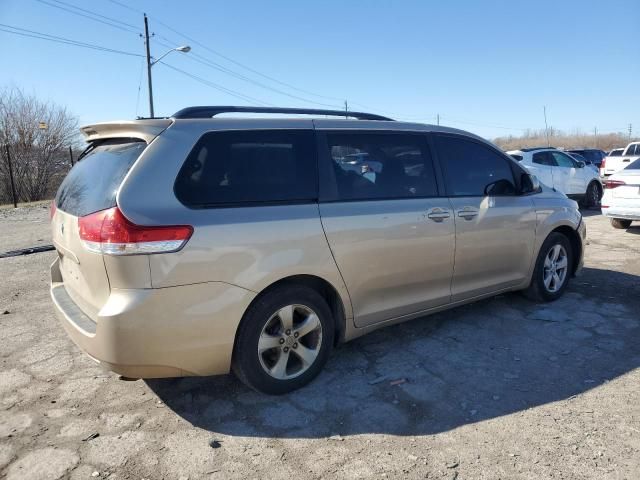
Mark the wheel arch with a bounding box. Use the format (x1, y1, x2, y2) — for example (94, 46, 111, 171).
(549, 225, 582, 276)
(238, 274, 348, 347)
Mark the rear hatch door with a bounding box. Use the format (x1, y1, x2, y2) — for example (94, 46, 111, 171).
(52, 139, 147, 318)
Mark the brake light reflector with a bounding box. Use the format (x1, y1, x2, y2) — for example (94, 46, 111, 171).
(604, 179, 626, 189)
(78, 207, 193, 255)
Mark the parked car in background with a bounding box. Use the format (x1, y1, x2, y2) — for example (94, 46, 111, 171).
(601, 158, 640, 229)
(601, 142, 640, 177)
(567, 148, 607, 169)
(50, 106, 585, 394)
(507, 147, 602, 207)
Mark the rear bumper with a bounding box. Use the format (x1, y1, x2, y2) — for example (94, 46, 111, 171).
(50, 258, 256, 378)
(601, 206, 640, 221)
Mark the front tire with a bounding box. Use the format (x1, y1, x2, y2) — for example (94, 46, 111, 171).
(611, 218, 632, 229)
(523, 232, 573, 302)
(232, 285, 334, 395)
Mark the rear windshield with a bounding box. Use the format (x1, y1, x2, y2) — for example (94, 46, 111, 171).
(609, 149, 622, 156)
(55, 139, 146, 217)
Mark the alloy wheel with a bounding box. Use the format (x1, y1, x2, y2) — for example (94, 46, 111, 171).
(257, 304, 323, 380)
(543, 244, 568, 293)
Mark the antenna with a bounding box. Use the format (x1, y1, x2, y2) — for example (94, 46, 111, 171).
(543, 106, 550, 147)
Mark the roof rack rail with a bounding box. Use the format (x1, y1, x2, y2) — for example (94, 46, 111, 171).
(519, 146, 557, 152)
(171, 106, 394, 121)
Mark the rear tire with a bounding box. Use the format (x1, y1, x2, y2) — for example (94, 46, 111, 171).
(523, 232, 573, 302)
(611, 218, 632, 229)
(583, 181, 601, 209)
(232, 285, 334, 395)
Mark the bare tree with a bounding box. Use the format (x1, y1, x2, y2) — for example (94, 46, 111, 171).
(0, 87, 79, 203)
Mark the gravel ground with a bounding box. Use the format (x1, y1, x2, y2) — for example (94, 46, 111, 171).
(0, 205, 639, 479)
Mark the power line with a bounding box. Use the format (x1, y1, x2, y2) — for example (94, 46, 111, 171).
(107, 0, 348, 104)
(153, 37, 341, 108)
(0, 23, 143, 57)
(35, 0, 139, 34)
(159, 62, 275, 107)
(49, 0, 138, 29)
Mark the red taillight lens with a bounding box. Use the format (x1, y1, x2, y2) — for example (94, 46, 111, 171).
(604, 179, 625, 189)
(78, 207, 193, 255)
(601, 158, 606, 169)
(49, 201, 56, 221)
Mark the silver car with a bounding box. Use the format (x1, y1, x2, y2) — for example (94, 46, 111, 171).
(50, 106, 585, 394)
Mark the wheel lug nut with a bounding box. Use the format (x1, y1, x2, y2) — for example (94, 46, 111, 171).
(294, 332, 299, 338)
(279, 338, 285, 344)
(283, 347, 289, 352)
(285, 329, 291, 335)
(293, 343, 298, 348)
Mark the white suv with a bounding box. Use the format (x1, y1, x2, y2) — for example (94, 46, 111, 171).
(507, 147, 602, 207)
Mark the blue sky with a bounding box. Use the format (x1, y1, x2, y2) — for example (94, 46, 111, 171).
(1, 0, 638, 139)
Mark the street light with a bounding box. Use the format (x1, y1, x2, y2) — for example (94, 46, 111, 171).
(144, 13, 190, 117)
(150, 45, 191, 67)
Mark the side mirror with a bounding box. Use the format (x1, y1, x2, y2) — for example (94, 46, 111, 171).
(576, 161, 585, 168)
(520, 173, 540, 194)
(484, 178, 516, 196)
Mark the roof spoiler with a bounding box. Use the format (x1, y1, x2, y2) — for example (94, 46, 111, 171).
(80, 119, 172, 143)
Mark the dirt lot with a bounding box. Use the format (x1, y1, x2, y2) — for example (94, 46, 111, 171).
(0, 205, 639, 480)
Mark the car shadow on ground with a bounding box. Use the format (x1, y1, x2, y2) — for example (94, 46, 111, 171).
(147, 267, 640, 439)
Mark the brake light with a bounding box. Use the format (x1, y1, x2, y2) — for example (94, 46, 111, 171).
(604, 179, 626, 189)
(49, 201, 56, 221)
(601, 157, 606, 169)
(78, 207, 193, 255)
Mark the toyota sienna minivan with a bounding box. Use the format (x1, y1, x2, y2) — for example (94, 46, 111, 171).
(50, 106, 585, 394)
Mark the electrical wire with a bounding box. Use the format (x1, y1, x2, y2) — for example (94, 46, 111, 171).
(159, 61, 276, 107)
(35, 0, 140, 34)
(153, 37, 341, 109)
(0, 23, 143, 57)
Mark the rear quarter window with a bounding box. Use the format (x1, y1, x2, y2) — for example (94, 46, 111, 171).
(174, 130, 317, 207)
(55, 139, 146, 217)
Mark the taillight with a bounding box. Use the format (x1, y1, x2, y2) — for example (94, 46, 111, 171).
(78, 207, 193, 255)
(601, 157, 606, 169)
(604, 179, 625, 189)
(49, 201, 56, 221)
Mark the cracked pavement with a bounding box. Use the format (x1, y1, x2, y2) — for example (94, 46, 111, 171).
(1, 205, 639, 479)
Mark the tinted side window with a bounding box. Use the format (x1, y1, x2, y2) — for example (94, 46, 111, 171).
(56, 139, 146, 217)
(551, 152, 576, 168)
(174, 130, 317, 207)
(325, 133, 437, 200)
(435, 135, 515, 196)
(532, 152, 554, 166)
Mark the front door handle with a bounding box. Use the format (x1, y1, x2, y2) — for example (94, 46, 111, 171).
(457, 207, 479, 220)
(426, 208, 450, 222)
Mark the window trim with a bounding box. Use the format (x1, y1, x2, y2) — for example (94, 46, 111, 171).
(432, 132, 521, 198)
(173, 128, 319, 210)
(316, 130, 443, 203)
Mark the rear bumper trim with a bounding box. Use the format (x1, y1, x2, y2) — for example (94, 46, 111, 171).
(51, 284, 96, 335)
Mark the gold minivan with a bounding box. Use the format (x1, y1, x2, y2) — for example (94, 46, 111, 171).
(50, 106, 585, 394)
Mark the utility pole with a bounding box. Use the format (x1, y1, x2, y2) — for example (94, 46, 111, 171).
(594, 127, 597, 148)
(144, 14, 154, 118)
(4, 144, 17, 208)
(629, 123, 633, 141)
(344, 100, 348, 119)
(436, 113, 440, 126)
(543, 106, 550, 147)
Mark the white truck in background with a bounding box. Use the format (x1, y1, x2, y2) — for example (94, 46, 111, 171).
(601, 142, 640, 177)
